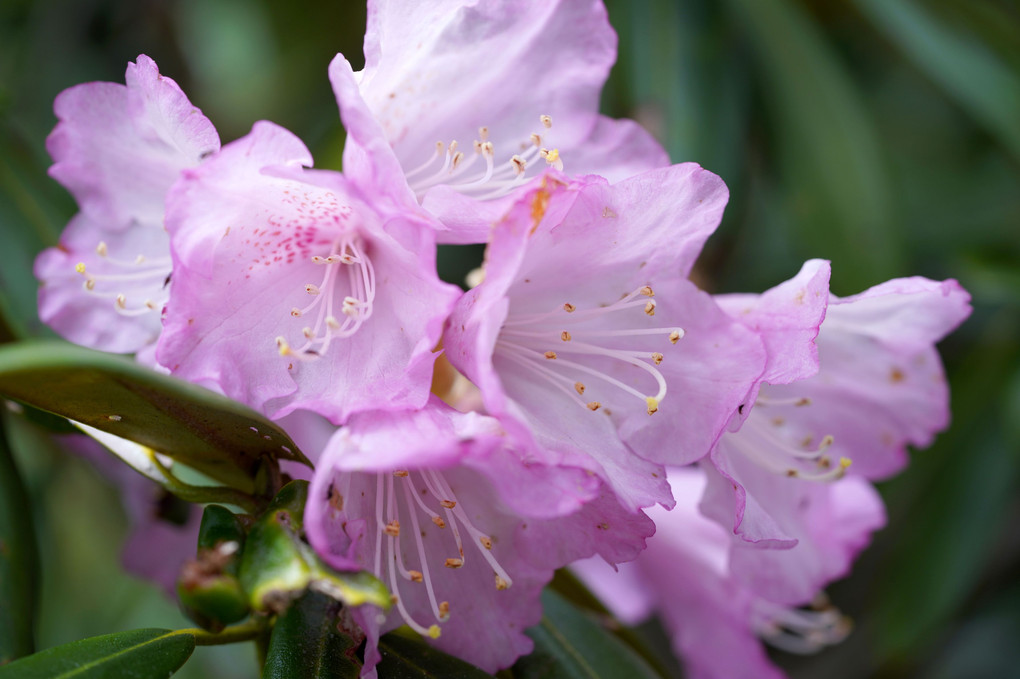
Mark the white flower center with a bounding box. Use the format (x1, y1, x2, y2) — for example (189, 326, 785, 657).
(404, 115, 563, 201)
(751, 596, 851, 654)
(730, 394, 849, 481)
(361, 469, 512, 639)
(496, 285, 683, 416)
(75, 241, 171, 316)
(275, 235, 375, 361)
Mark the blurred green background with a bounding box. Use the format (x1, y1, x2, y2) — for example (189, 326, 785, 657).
(1, 0, 1018, 677)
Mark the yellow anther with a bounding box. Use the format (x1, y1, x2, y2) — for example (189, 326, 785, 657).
(495, 575, 509, 590)
(544, 351, 557, 359)
(384, 520, 400, 537)
(393, 470, 409, 478)
(646, 397, 659, 415)
(428, 625, 442, 639)
(639, 285, 654, 297)
(587, 401, 601, 411)
(651, 352, 663, 365)
(561, 331, 572, 341)
(669, 330, 683, 344)
(409, 570, 423, 583)
(75, 262, 87, 274)
(439, 601, 450, 619)
(276, 337, 292, 357)
(431, 516, 446, 529)
(440, 500, 457, 509)
(445, 558, 464, 569)
(574, 382, 586, 395)
(644, 300, 655, 316)
(563, 303, 576, 312)
(480, 536, 493, 550)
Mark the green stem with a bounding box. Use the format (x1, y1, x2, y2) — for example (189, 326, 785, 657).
(184, 618, 267, 646)
(148, 451, 260, 514)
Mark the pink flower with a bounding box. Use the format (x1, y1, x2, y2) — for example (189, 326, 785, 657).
(701, 272, 973, 568)
(35, 55, 219, 355)
(304, 400, 652, 675)
(156, 121, 461, 423)
(574, 466, 879, 679)
(328, 0, 669, 243)
(442, 168, 766, 510)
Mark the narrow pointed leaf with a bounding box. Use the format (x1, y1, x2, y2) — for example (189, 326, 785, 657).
(376, 632, 494, 678)
(0, 628, 195, 679)
(0, 340, 310, 492)
(263, 591, 361, 679)
(512, 589, 661, 679)
(853, 0, 1020, 162)
(725, 0, 902, 292)
(0, 414, 39, 664)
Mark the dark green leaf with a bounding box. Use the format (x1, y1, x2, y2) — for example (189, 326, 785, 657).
(873, 313, 1020, 662)
(853, 0, 1020, 162)
(0, 340, 310, 492)
(376, 631, 493, 679)
(0, 628, 195, 678)
(197, 505, 248, 557)
(262, 591, 361, 679)
(725, 0, 902, 293)
(0, 413, 39, 664)
(512, 590, 660, 679)
(0, 125, 67, 344)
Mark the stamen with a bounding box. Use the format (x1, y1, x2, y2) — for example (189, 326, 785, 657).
(406, 118, 560, 200)
(74, 244, 172, 316)
(279, 236, 376, 362)
(497, 283, 684, 416)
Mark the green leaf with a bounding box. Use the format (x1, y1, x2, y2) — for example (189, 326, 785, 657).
(852, 0, 1020, 163)
(0, 340, 310, 492)
(238, 481, 391, 614)
(873, 313, 1020, 663)
(725, 0, 902, 293)
(0, 413, 39, 664)
(0, 125, 67, 344)
(262, 591, 361, 679)
(0, 628, 195, 678)
(376, 632, 494, 678)
(512, 589, 660, 679)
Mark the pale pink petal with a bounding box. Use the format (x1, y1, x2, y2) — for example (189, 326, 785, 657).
(37, 55, 217, 354)
(304, 402, 642, 674)
(47, 54, 219, 228)
(158, 121, 460, 422)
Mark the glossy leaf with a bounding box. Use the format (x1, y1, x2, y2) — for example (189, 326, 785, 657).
(0, 628, 195, 679)
(376, 631, 493, 679)
(238, 481, 390, 614)
(0, 340, 310, 492)
(0, 414, 39, 664)
(262, 591, 361, 679)
(512, 590, 661, 679)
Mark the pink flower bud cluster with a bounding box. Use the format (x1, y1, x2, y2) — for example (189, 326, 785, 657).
(35, 1, 970, 677)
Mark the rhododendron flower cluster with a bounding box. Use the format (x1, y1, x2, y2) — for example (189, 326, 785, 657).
(34, 0, 971, 677)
